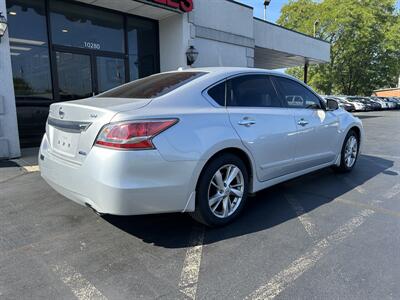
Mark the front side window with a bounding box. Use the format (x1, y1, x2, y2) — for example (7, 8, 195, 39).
(272, 76, 322, 109)
(98, 72, 206, 99)
(227, 75, 281, 108)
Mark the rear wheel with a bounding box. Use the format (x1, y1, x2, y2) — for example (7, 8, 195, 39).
(190, 154, 249, 227)
(333, 130, 359, 173)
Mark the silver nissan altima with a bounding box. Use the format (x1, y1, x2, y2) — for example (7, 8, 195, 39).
(39, 67, 363, 226)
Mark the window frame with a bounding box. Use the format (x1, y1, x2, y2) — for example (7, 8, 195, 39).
(270, 75, 326, 110)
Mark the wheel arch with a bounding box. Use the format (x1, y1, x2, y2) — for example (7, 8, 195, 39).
(349, 126, 361, 142)
(198, 147, 256, 192)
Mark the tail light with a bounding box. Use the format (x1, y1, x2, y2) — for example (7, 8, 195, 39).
(95, 119, 178, 150)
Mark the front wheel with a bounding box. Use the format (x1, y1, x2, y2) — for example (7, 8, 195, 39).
(333, 130, 359, 173)
(190, 154, 249, 227)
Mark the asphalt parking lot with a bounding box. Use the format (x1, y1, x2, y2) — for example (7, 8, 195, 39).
(1, 110, 400, 300)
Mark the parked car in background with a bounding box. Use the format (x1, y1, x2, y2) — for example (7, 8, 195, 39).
(336, 96, 366, 111)
(364, 97, 383, 110)
(387, 97, 400, 109)
(380, 97, 397, 109)
(347, 97, 376, 111)
(39, 67, 364, 226)
(370, 96, 388, 109)
(322, 96, 355, 112)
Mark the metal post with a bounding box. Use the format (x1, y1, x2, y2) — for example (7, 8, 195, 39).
(313, 20, 319, 37)
(304, 62, 309, 84)
(264, 4, 267, 21)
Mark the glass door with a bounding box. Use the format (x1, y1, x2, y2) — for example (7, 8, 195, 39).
(54, 48, 127, 101)
(96, 56, 126, 93)
(55, 51, 93, 101)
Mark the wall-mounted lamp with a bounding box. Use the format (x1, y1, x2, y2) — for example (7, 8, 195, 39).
(0, 12, 8, 42)
(186, 45, 198, 66)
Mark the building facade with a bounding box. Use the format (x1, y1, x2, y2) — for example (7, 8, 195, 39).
(373, 88, 400, 97)
(0, 0, 330, 158)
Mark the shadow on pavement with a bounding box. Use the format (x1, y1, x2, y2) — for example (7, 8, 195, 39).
(354, 115, 382, 120)
(103, 154, 395, 248)
(0, 161, 20, 168)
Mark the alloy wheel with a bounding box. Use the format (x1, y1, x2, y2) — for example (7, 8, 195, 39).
(207, 164, 245, 218)
(344, 136, 358, 168)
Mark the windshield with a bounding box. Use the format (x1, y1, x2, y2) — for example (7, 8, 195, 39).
(97, 72, 207, 99)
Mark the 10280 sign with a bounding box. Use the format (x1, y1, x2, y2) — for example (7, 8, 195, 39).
(83, 42, 101, 50)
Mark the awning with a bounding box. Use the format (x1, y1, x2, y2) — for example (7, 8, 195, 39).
(73, 0, 180, 20)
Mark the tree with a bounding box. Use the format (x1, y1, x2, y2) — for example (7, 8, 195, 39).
(277, 0, 400, 96)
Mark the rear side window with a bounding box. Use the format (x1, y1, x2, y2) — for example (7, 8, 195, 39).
(98, 72, 206, 99)
(227, 75, 281, 107)
(207, 82, 225, 106)
(272, 76, 322, 109)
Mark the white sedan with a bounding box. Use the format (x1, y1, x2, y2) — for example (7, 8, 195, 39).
(39, 68, 363, 226)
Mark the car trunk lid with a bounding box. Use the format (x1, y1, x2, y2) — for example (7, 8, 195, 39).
(46, 97, 151, 164)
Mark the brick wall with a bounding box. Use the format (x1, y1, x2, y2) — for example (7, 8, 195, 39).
(373, 88, 400, 97)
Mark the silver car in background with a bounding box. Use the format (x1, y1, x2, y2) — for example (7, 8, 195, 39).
(39, 68, 364, 226)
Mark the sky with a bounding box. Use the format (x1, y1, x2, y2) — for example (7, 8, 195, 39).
(236, 0, 290, 23)
(237, 0, 400, 23)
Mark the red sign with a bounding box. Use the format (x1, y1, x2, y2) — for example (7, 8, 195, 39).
(152, 0, 193, 12)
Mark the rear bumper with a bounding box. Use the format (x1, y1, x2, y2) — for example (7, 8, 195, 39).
(39, 135, 198, 215)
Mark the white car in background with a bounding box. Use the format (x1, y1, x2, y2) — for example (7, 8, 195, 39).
(336, 96, 366, 111)
(39, 68, 364, 226)
(370, 97, 388, 109)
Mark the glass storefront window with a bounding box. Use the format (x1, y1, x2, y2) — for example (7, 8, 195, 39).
(96, 57, 126, 93)
(7, 0, 52, 100)
(7, 0, 48, 45)
(127, 17, 158, 80)
(56, 52, 93, 101)
(49, 0, 125, 53)
(10, 46, 53, 99)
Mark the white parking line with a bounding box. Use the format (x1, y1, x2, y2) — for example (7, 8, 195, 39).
(245, 209, 374, 300)
(178, 226, 205, 300)
(285, 193, 318, 238)
(23, 165, 40, 173)
(52, 263, 107, 300)
(384, 183, 400, 199)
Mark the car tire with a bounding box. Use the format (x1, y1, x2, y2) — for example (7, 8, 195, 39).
(332, 130, 360, 173)
(190, 153, 249, 227)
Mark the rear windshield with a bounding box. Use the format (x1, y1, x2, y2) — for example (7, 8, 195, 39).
(97, 72, 206, 99)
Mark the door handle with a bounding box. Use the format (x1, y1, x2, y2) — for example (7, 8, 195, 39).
(297, 119, 309, 126)
(238, 118, 256, 127)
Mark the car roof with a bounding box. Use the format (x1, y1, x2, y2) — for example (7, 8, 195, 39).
(162, 67, 295, 80)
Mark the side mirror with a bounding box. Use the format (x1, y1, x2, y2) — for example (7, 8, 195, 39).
(326, 99, 339, 111)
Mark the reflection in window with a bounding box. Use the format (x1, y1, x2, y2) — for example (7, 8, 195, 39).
(49, 0, 124, 53)
(97, 57, 125, 93)
(7, 0, 48, 44)
(98, 72, 206, 99)
(7, 0, 52, 100)
(11, 46, 52, 99)
(228, 75, 281, 107)
(127, 17, 158, 80)
(273, 77, 322, 109)
(56, 52, 92, 101)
